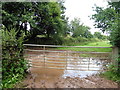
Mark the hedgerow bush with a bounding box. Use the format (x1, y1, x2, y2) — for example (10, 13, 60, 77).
(2, 28, 28, 88)
(63, 36, 101, 46)
(101, 59, 120, 83)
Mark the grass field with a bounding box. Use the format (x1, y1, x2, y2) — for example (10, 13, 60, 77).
(56, 41, 112, 52)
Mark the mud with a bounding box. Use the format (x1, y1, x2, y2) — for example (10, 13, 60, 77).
(18, 48, 118, 88)
(16, 73, 118, 88)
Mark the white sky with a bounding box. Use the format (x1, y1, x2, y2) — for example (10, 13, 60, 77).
(64, 0, 108, 34)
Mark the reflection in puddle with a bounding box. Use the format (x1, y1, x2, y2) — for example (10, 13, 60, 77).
(63, 70, 98, 78)
(63, 57, 110, 78)
(26, 50, 111, 79)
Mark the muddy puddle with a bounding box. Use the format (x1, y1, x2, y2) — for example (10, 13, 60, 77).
(18, 49, 118, 88)
(25, 49, 112, 79)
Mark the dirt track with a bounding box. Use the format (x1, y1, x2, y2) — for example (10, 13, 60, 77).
(17, 73, 118, 88)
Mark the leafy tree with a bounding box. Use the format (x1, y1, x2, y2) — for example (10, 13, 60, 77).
(31, 2, 63, 38)
(94, 32, 103, 39)
(91, 2, 120, 47)
(94, 32, 107, 40)
(2, 2, 34, 34)
(69, 18, 93, 38)
(2, 2, 67, 44)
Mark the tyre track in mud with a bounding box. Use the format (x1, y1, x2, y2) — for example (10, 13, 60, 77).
(16, 73, 118, 88)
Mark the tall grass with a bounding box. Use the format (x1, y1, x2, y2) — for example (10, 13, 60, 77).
(56, 41, 112, 52)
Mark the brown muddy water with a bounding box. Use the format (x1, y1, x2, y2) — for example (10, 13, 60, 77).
(17, 48, 118, 88)
(25, 49, 112, 80)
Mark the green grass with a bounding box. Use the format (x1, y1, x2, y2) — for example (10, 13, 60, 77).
(100, 71, 120, 83)
(100, 64, 120, 83)
(56, 41, 112, 52)
(81, 41, 112, 47)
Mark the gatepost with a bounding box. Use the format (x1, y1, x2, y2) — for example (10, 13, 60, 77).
(112, 46, 119, 69)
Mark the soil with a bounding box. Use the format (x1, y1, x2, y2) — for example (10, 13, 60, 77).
(16, 72, 118, 88)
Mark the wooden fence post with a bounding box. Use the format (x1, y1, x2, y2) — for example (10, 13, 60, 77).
(112, 46, 119, 68)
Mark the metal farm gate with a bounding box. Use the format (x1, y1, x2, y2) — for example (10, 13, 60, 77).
(24, 44, 117, 71)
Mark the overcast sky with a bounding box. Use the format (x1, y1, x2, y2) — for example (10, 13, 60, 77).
(63, 0, 108, 34)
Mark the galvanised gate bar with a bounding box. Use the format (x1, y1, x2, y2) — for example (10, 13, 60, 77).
(24, 44, 117, 71)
